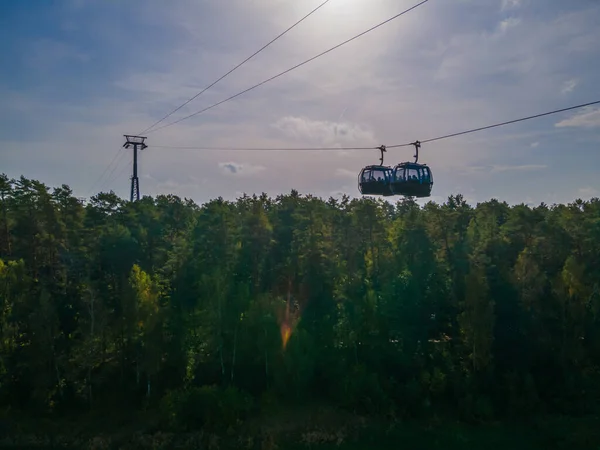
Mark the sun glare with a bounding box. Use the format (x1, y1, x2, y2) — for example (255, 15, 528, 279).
(281, 322, 292, 350)
(278, 283, 303, 351)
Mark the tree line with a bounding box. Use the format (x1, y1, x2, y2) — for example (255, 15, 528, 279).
(1, 173, 599, 430)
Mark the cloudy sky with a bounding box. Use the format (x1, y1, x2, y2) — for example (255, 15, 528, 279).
(1, 0, 599, 206)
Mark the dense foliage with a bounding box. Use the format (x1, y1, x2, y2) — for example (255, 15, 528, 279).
(1, 174, 599, 430)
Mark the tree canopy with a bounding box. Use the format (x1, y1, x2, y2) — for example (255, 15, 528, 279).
(1, 173, 599, 433)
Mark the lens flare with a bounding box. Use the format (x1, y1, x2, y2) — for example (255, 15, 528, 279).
(277, 279, 303, 351)
(281, 323, 292, 350)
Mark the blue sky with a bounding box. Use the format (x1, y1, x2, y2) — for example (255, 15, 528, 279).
(1, 0, 599, 206)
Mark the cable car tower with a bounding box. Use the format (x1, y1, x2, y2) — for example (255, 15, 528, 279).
(123, 135, 147, 202)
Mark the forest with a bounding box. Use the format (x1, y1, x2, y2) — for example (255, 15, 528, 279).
(0, 173, 599, 449)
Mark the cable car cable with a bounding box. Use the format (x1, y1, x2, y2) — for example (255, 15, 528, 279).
(146, 0, 431, 134)
(151, 145, 377, 151)
(138, 0, 334, 135)
(87, 148, 124, 196)
(104, 162, 132, 191)
(387, 99, 600, 148)
(148, 99, 600, 152)
(101, 99, 599, 194)
(99, 154, 129, 193)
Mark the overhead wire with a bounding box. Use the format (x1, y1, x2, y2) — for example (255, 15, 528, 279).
(146, 0, 431, 134)
(138, 0, 334, 135)
(92, 0, 334, 195)
(91, 1, 334, 195)
(99, 152, 130, 193)
(104, 160, 132, 191)
(87, 148, 123, 196)
(387, 99, 600, 148)
(151, 145, 376, 151)
(103, 0, 599, 194)
(148, 100, 600, 152)
(98, 100, 599, 195)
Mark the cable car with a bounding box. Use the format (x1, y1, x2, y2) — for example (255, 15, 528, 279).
(358, 165, 394, 196)
(358, 145, 394, 196)
(390, 141, 433, 198)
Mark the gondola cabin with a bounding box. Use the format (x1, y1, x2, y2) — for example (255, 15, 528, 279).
(358, 165, 394, 196)
(391, 162, 433, 198)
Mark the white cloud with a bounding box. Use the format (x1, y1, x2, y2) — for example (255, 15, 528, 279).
(530, 142, 539, 148)
(578, 187, 598, 197)
(491, 164, 547, 173)
(458, 164, 547, 175)
(327, 186, 355, 199)
(555, 108, 600, 129)
(561, 78, 578, 94)
(435, 5, 599, 89)
(501, 0, 521, 11)
(272, 116, 376, 147)
(335, 168, 357, 179)
(497, 17, 522, 35)
(3, 0, 600, 207)
(155, 176, 207, 191)
(218, 162, 265, 176)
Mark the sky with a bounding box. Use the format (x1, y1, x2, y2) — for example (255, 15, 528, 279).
(1, 0, 599, 207)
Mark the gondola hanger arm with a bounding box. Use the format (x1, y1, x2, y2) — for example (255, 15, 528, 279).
(378, 145, 387, 165)
(411, 140, 421, 163)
